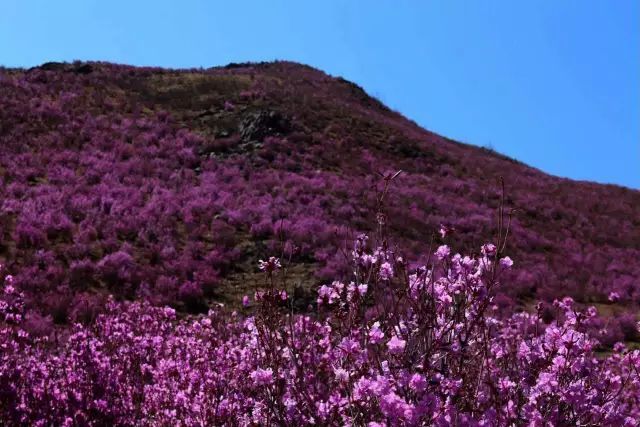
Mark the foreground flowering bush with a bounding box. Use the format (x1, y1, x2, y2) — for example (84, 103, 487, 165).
(1, 230, 639, 426)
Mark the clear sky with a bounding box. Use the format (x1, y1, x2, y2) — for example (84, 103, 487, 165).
(2, 1, 638, 188)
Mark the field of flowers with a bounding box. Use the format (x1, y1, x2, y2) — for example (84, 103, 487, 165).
(1, 225, 639, 425)
(0, 61, 638, 424)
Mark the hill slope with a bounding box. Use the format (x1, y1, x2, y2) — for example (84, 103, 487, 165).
(0, 61, 638, 323)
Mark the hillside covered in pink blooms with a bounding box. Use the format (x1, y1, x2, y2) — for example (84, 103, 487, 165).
(1, 60, 638, 321)
(0, 61, 639, 425)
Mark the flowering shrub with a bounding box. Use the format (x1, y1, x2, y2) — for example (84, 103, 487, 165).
(1, 232, 638, 425)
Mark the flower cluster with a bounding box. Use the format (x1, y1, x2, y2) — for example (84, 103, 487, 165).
(258, 256, 282, 273)
(0, 239, 638, 425)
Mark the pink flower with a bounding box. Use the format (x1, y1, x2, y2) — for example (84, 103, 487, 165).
(347, 282, 367, 302)
(498, 377, 516, 392)
(163, 306, 176, 319)
(409, 373, 426, 392)
(250, 368, 274, 386)
(499, 256, 514, 268)
(334, 367, 349, 383)
(481, 243, 497, 257)
(608, 291, 620, 302)
(379, 262, 393, 281)
(357, 284, 368, 295)
(242, 295, 250, 307)
(360, 254, 377, 265)
(258, 257, 281, 273)
(387, 335, 406, 354)
(435, 245, 450, 260)
(613, 342, 626, 352)
(369, 321, 385, 344)
(317, 283, 340, 304)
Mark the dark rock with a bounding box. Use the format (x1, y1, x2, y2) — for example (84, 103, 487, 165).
(239, 110, 290, 142)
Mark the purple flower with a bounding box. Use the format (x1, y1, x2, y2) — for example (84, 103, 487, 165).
(481, 243, 497, 257)
(409, 373, 426, 392)
(435, 245, 450, 260)
(369, 321, 385, 344)
(499, 256, 514, 268)
(258, 257, 282, 273)
(334, 367, 349, 383)
(379, 262, 394, 281)
(163, 306, 176, 319)
(387, 335, 406, 354)
(250, 368, 274, 386)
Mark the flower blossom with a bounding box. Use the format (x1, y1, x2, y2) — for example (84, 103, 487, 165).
(481, 243, 497, 257)
(387, 335, 406, 354)
(250, 368, 274, 386)
(499, 256, 514, 268)
(369, 321, 385, 344)
(379, 262, 394, 281)
(435, 245, 450, 260)
(258, 257, 281, 273)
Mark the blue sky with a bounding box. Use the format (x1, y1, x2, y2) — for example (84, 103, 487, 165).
(2, 1, 638, 188)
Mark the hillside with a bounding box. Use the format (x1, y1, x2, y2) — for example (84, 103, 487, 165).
(0, 60, 638, 325)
